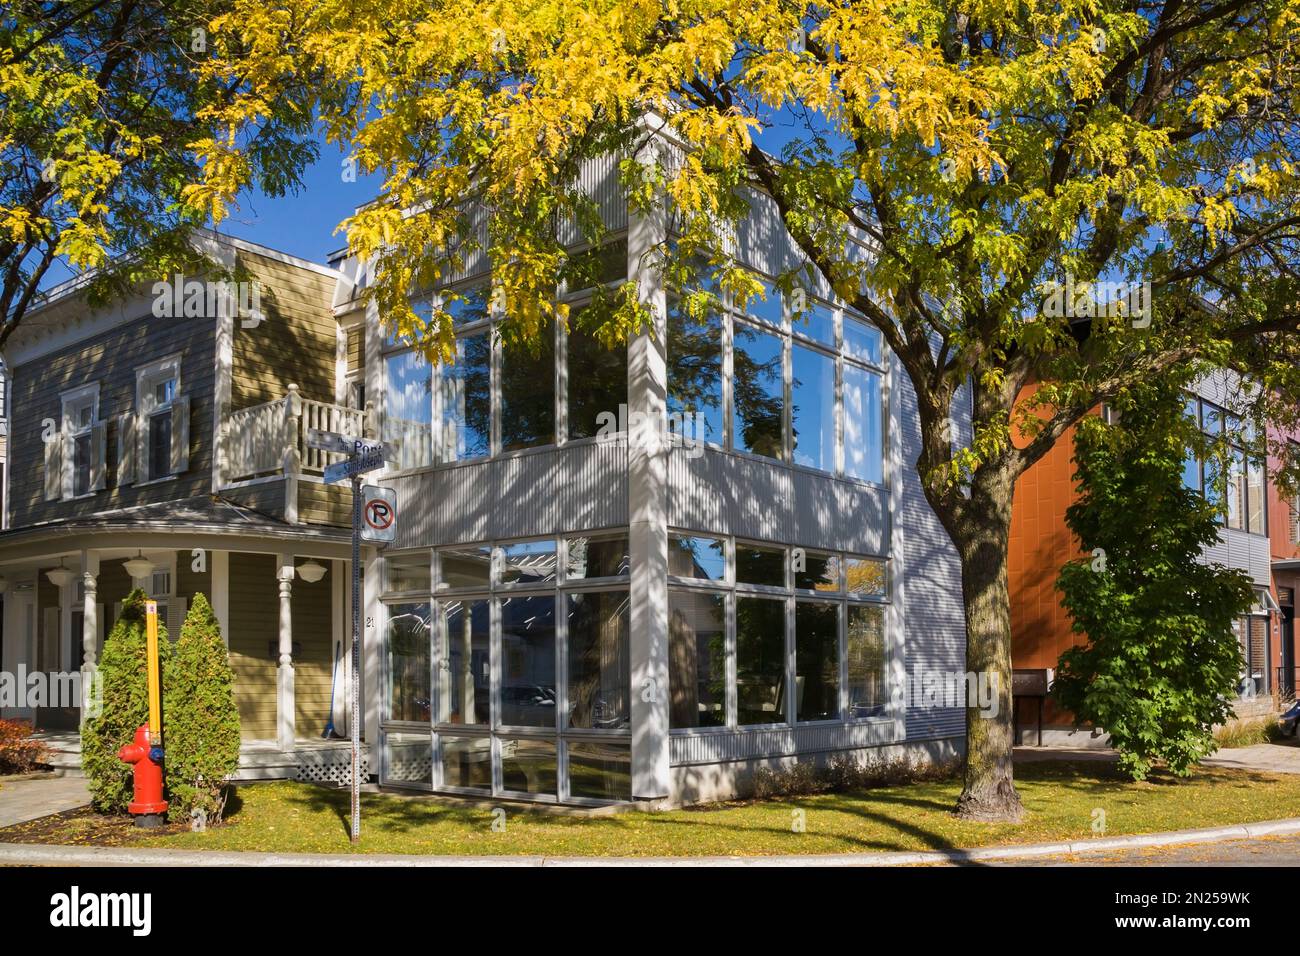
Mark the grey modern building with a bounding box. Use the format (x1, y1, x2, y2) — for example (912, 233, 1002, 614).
(338, 145, 969, 805)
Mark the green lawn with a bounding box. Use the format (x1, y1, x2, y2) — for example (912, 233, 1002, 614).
(113, 761, 1300, 856)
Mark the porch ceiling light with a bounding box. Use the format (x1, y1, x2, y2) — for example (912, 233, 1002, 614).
(296, 559, 328, 584)
(45, 561, 74, 589)
(123, 551, 154, 580)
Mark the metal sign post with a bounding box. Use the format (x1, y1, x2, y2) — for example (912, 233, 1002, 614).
(316, 430, 395, 845)
(350, 474, 362, 844)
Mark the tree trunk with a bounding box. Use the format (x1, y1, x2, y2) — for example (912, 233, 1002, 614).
(952, 474, 1024, 822)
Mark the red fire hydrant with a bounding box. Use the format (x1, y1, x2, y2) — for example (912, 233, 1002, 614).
(118, 724, 167, 826)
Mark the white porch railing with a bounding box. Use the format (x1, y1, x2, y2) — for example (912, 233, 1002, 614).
(223, 385, 375, 483)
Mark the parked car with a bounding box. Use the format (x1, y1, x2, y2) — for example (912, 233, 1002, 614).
(1281, 700, 1300, 738)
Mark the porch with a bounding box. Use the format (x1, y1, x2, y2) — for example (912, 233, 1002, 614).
(0, 505, 368, 772)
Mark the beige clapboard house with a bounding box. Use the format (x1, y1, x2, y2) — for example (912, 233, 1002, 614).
(0, 230, 374, 782)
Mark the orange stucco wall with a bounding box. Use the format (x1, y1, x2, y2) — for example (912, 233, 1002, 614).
(1008, 390, 1089, 674)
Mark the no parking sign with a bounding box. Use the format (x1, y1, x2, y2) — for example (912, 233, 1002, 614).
(360, 485, 397, 546)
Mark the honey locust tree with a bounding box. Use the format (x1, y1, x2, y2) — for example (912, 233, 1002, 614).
(0, 0, 316, 346)
(190, 0, 1300, 821)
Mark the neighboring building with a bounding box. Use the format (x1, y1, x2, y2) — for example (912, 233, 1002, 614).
(0, 230, 370, 782)
(337, 147, 970, 805)
(1009, 371, 1280, 744)
(1267, 422, 1300, 701)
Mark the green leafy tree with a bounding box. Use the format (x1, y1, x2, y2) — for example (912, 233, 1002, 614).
(163, 592, 241, 824)
(0, 0, 316, 346)
(82, 589, 169, 813)
(1053, 384, 1253, 780)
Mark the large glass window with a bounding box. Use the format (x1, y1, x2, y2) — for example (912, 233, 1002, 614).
(666, 297, 724, 445)
(567, 313, 628, 440)
(669, 534, 726, 581)
(441, 735, 492, 791)
(791, 344, 836, 471)
(795, 601, 840, 722)
(385, 603, 431, 723)
(845, 556, 888, 597)
(499, 594, 557, 727)
(736, 543, 785, 588)
(791, 299, 835, 346)
(500, 540, 558, 586)
(501, 326, 555, 451)
(385, 350, 434, 469)
(795, 551, 839, 592)
(386, 552, 431, 594)
(439, 600, 489, 726)
(732, 321, 785, 460)
(843, 314, 883, 365)
(440, 546, 492, 589)
(566, 535, 630, 579)
(736, 596, 786, 725)
(439, 330, 491, 460)
(843, 363, 884, 484)
(1187, 397, 1266, 533)
(566, 741, 631, 801)
(668, 589, 726, 729)
(566, 590, 630, 730)
(847, 605, 887, 718)
(500, 737, 557, 796)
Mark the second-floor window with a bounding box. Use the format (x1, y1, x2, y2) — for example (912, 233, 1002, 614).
(128, 355, 189, 484)
(54, 384, 105, 500)
(1182, 396, 1267, 535)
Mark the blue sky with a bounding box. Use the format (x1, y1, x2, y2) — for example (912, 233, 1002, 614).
(216, 138, 384, 266)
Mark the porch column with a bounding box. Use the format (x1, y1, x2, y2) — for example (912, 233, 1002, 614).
(627, 140, 671, 802)
(80, 552, 100, 724)
(277, 554, 295, 750)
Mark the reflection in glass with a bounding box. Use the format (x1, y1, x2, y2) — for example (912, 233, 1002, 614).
(499, 595, 557, 727)
(439, 330, 490, 460)
(742, 280, 782, 326)
(666, 297, 724, 445)
(385, 603, 431, 723)
(791, 299, 835, 346)
(736, 596, 786, 725)
(440, 546, 492, 589)
(669, 589, 726, 729)
(847, 605, 887, 718)
(843, 314, 882, 364)
(1227, 449, 1246, 530)
(845, 557, 887, 597)
(442, 284, 490, 326)
(1248, 458, 1265, 533)
(792, 344, 836, 471)
(567, 310, 628, 440)
(733, 322, 785, 460)
(844, 364, 883, 484)
(500, 540, 557, 586)
(736, 544, 785, 587)
(499, 737, 557, 796)
(566, 590, 630, 730)
(567, 741, 631, 801)
(439, 600, 489, 726)
(501, 325, 555, 451)
(383, 730, 432, 788)
(668, 534, 726, 580)
(795, 552, 839, 592)
(441, 735, 492, 791)
(566, 536, 630, 579)
(386, 552, 431, 593)
(796, 602, 839, 722)
(384, 351, 434, 468)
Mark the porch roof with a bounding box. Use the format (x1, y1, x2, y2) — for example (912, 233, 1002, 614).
(0, 495, 355, 562)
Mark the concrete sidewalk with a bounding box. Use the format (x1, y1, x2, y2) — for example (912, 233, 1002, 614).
(2, 817, 1299, 867)
(0, 774, 90, 828)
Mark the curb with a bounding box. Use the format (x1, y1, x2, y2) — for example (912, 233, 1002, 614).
(2, 816, 1300, 866)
